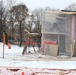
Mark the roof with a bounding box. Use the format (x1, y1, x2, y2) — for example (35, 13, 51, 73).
(45, 11, 76, 15)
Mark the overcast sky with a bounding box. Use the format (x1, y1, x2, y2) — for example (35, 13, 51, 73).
(17, 0, 76, 10)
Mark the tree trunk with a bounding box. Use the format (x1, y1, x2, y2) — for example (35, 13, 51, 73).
(19, 20, 22, 47)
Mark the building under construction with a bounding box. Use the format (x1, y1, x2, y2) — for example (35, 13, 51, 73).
(41, 11, 76, 57)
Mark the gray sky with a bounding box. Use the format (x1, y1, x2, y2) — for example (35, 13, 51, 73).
(17, 0, 76, 10)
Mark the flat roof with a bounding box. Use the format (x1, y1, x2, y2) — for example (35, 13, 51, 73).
(45, 11, 76, 15)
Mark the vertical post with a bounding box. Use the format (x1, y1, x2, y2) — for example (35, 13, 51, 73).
(71, 15, 75, 57)
(58, 34, 59, 55)
(41, 11, 44, 54)
(72, 15, 74, 39)
(3, 32, 6, 59)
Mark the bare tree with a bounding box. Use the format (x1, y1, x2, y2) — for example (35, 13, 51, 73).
(65, 3, 76, 11)
(10, 4, 28, 46)
(0, 0, 16, 44)
(0, 0, 6, 42)
(31, 8, 43, 33)
(31, 7, 59, 33)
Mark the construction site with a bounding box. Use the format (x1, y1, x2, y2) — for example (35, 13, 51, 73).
(0, 11, 76, 75)
(22, 11, 76, 57)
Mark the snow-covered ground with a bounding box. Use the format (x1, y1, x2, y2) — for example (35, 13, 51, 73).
(0, 42, 76, 69)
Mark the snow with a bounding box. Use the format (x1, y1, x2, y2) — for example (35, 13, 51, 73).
(0, 42, 76, 69)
